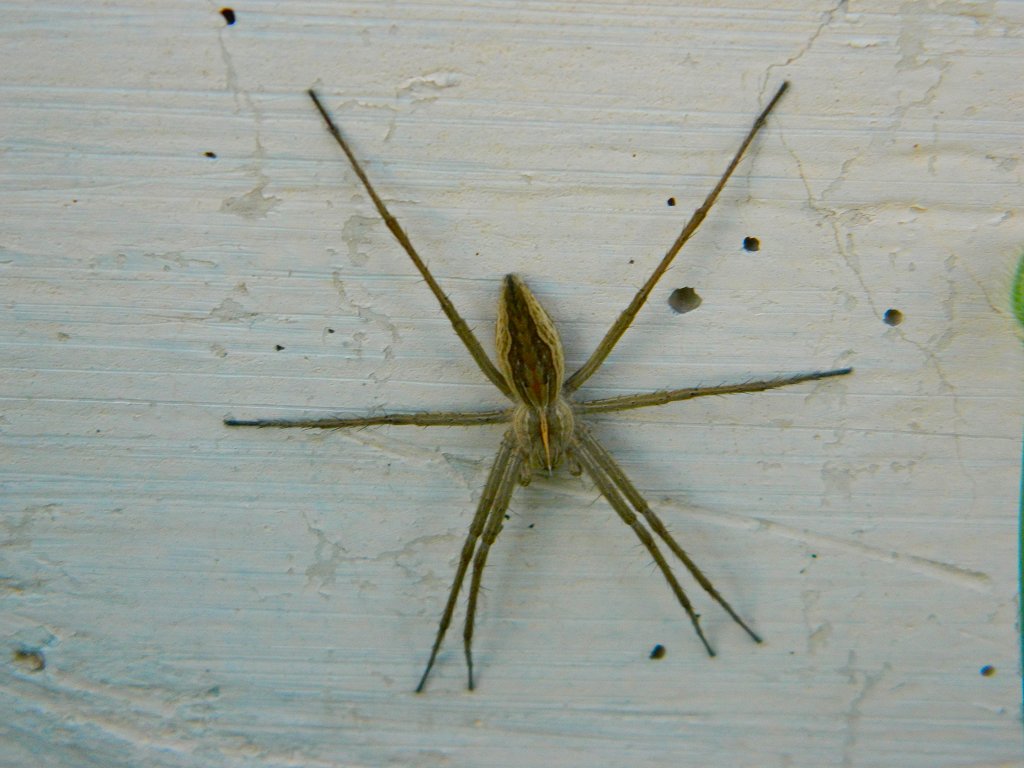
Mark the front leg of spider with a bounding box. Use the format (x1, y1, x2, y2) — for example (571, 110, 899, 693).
(224, 82, 853, 691)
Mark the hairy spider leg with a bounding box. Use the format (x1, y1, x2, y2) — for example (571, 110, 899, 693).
(565, 82, 790, 393)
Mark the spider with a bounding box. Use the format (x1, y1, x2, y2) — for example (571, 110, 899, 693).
(225, 82, 851, 692)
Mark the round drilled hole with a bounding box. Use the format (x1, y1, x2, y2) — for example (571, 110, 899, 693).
(883, 308, 903, 326)
(668, 287, 702, 314)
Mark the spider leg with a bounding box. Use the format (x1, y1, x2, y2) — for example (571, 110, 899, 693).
(224, 408, 512, 429)
(565, 82, 790, 393)
(575, 427, 761, 643)
(462, 449, 523, 690)
(576, 367, 851, 415)
(308, 90, 512, 399)
(570, 432, 715, 656)
(416, 432, 519, 693)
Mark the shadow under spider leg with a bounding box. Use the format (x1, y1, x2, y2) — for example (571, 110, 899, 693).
(224, 82, 852, 691)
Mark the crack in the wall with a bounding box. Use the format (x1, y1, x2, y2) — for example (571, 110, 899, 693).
(653, 494, 990, 591)
(840, 652, 891, 767)
(216, 23, 278, 220)
(331, 271, 401, 371)
(762, 0, 847, 98)
(801, 589, 833, 654)
(778, 129, 879, 337)
(302, 511, 348, 593)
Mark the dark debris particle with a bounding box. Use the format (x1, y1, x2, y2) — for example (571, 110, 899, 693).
(220, 8, 236, 25)
(980, 665, 996, 677)
(274, 344, 285, 351)
(742, 236, 760, 252)
(204, 151, 217, 158)
(667, 197, 676, 207)
(649, 644, 666, 660)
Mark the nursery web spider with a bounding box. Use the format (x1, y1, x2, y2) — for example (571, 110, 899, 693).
(226, 82, 851, 691)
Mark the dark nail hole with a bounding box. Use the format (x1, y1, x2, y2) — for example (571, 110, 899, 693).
(628, 259, 635, 265)
(883, 308, 903, 326)
(12, 649, 45, 672)
(980, 664, 995, 677)
(666, 197, 676, 207)
(649, 644, 666, 660)
(326, 328, 335, 334)
(274, 344, 285, 351)
(528, 523, 534, 529)
(204, 151, 217, 158)
(742, 236, 760, 252)
(668, 287, 702, 314)
(220, 8, 236, 25)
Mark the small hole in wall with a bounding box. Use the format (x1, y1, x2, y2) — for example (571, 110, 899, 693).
(980, 665, 995, 677)
(666, 197, 676, 207)
(649, 644, 666, 660)
(742, 236, 760, 252)
(274, 344, 285, 351)
(12, 649, 45, 672)
(220, 8, 236, 25)
(668, 287, 702, 314)
(204, 151, 217, 158)
(883, 308, 903, 326)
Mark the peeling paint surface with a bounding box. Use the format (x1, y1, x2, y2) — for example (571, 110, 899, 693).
(1, 2, 1021, 767)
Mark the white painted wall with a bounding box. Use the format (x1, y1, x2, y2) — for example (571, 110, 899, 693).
(2, 2, 1021, 766)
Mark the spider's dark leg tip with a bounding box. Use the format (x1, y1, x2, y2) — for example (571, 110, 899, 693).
(415, 665, 432, 694)
(694, 628, 716, 658)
